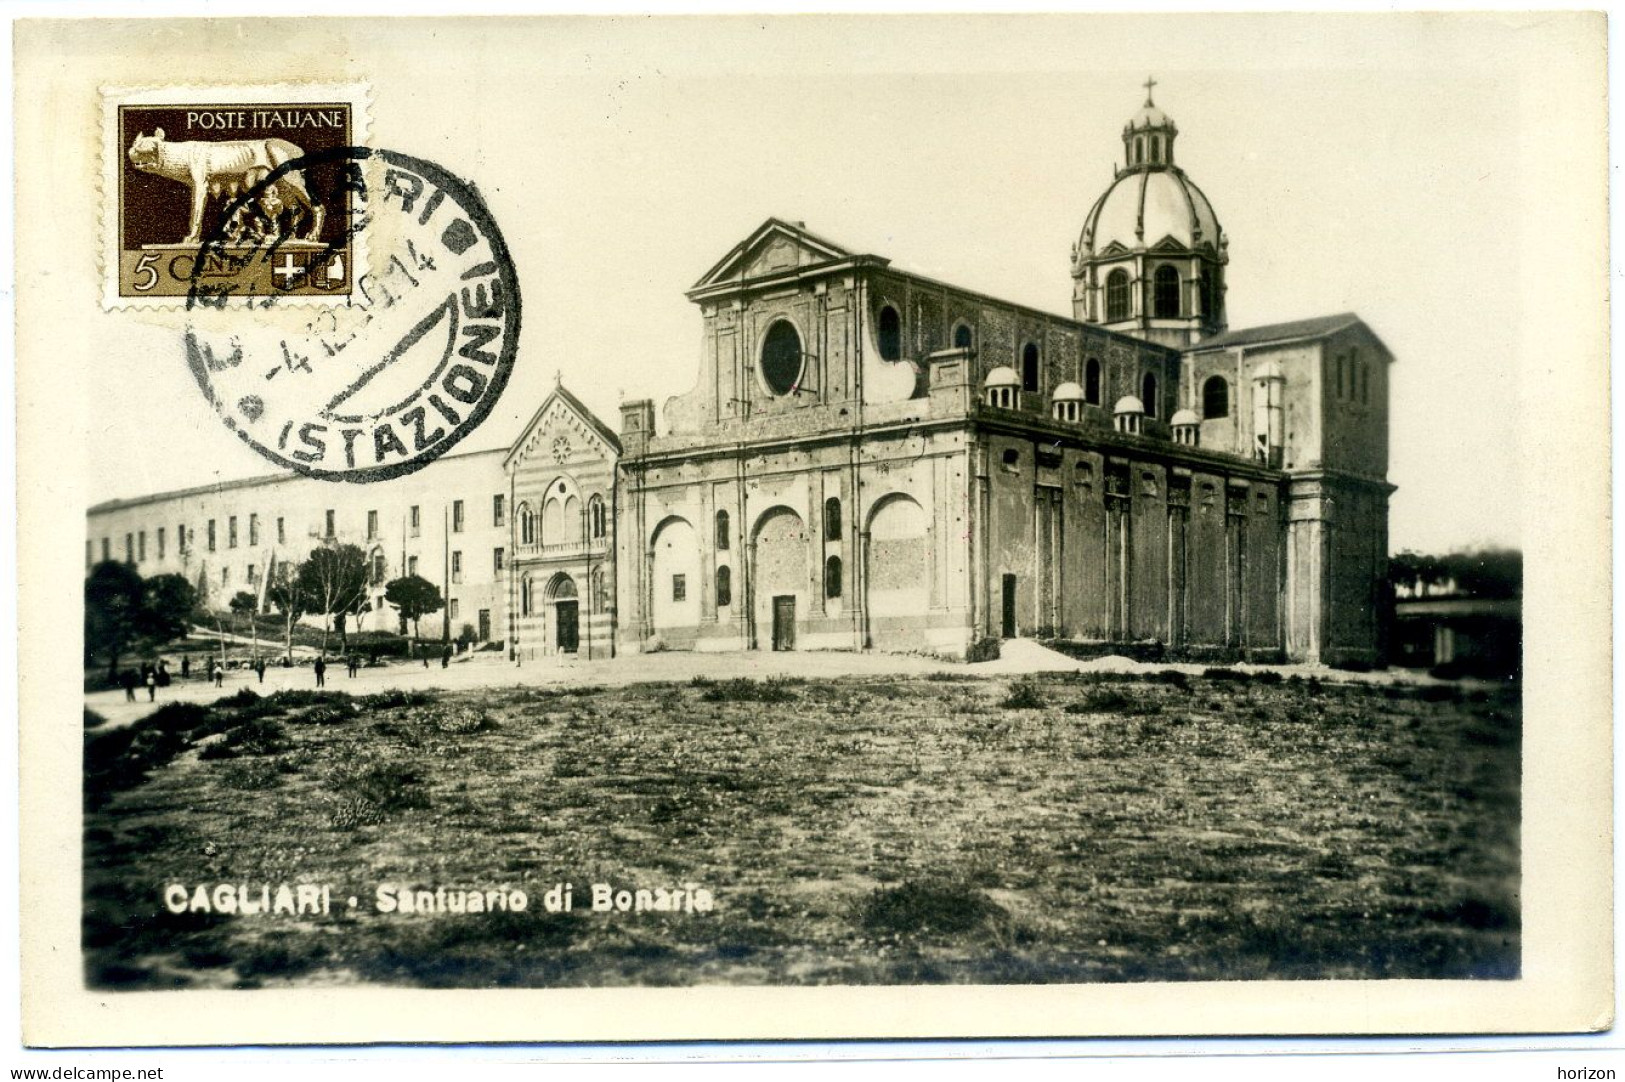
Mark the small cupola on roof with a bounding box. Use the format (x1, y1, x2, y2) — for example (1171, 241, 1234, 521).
(1071, 78, 1229, 350)
(1123, 78, 1178, 168)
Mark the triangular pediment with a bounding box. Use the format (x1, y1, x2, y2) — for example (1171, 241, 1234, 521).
(691, 218, 860, 291)
(1097, 240, 1129, 257)
(1150, 234, 1190, 253)
(505, 383, 622, 469)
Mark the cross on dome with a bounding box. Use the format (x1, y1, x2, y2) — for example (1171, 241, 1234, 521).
(1143, 75, 1157, 105)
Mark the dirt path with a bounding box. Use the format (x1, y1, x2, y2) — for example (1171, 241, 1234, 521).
(85, 638, 1467, 729)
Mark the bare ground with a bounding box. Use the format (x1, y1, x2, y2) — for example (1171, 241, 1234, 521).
(83, 669, 1519, 989)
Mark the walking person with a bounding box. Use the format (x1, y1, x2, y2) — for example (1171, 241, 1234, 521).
(441, 643, 451, 669)
(180, 656, 190, 680)
(211, 659, 224, 688)
(347, 654, 359, 678)
(156, 659, 170, 688)
(314, 656, 327, 688)
(255, 657, 267, 684)
(145, 667, 156, 702)
(120, 669, 137, 703)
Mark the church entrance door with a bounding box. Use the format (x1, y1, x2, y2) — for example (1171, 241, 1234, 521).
(772, 596, 797, 651)
(555, 601, 579, 653)
(1001, 574, 1017, 638)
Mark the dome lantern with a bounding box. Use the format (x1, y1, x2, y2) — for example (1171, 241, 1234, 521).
(1070, 80, 1229, 349)
(1122, 76, 1177, 170)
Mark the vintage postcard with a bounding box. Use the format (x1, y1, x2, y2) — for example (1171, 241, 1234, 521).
(15, 14, 1611, 1046)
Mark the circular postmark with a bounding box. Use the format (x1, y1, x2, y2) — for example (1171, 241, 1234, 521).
(183, 146, 520, 482)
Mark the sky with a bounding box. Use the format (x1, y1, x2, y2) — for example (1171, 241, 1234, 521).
(63, 14, 1605, 555)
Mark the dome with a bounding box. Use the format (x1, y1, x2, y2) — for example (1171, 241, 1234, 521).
(985, 366, 1019, 388)
(1052, 381, 1085, 402)
(1169, 408, 1199, 426)
(1124, 103, 1172, 131)
(1113, 395, 1144, 415)
(1080, 168, 1222, 255)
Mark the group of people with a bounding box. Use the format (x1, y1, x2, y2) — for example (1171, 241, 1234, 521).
(116, 643, 461, 699)
(311, 653, 371, 687)
(118, 659, 170, 702)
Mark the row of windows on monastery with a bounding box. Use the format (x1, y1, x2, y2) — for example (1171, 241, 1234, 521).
(92, 540, 516, 596)
(88, 482, 622, 577)
(89, 495, 512, 568)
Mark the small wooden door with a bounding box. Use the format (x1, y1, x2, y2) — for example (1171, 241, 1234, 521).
(555, 601, 579, 653)
(772, 595, 796, 651)
(478, 609, 491, 642)
(1001, 574, 1017, 639)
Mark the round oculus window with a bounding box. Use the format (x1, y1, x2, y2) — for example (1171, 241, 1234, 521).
(760, 320, 804, 396)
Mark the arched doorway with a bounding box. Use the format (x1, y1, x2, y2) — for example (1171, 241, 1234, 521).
(650, 516, 699, 643)
(752, 506, 808, 651)
(545, 572, 579, 653)
(865, 495, 929, 646)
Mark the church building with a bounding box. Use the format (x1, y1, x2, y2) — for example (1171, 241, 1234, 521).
(615, 85, 1393, 664)
(88, 85, 1393, 668)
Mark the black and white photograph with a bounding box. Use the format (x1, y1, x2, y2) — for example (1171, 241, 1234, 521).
(13, 10, 1611, 1050)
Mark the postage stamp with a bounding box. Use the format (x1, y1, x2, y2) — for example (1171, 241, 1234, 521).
(103, 85, 368, 306)
(182, 146, 522, 481)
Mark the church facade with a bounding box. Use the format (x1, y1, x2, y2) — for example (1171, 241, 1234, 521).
(88, 87, 1392, 667)
(615, 88, 1392, 664)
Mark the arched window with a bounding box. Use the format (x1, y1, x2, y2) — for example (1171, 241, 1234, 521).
(1202, 376, 1230, 419)
(953, 323, 974, 351)
(760, 320, 803, 396)
(521, 576, 533, 616)
(1151, 135, 1161, 164)
(877, 305, 902, 361)
(1153, 265, 1180, 318)
(825, 555, 843, 600)
(588, 495, 606, 539)
(518, 502, 536, 546)
(1198, 272, 1214, 318)
(1141, 372, 1159, 418)
(715, 509, 730, 551)
(1085, 357, 1101, 404)
(1105, 270, 1130, 321)
(543, 494, 565, 542)
(716, 565, 731, 608)
(1021, 342, 1040, 393)
(1132, 138, 1142, 165)
(824, 497, 841, 542)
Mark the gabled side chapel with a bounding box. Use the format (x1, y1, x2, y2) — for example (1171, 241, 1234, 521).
(614, 87, 1393, 664)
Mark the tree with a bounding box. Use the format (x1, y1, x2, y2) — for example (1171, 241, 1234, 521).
(229, 589, 260, 661)
(265, 560, 308, 664)
(296, 543, 370, 655)
(140, 573, 199, 646)
(383, 574, 444, 640)
(84, 563, 198, 679)
(85, 560, 144, 680)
